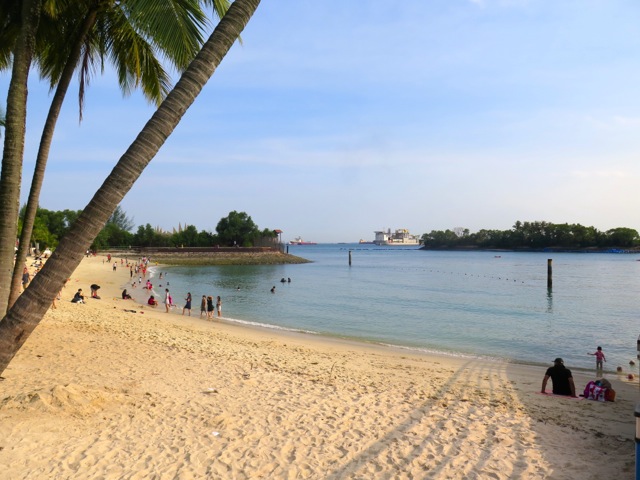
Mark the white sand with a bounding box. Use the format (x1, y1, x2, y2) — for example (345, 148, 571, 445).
(0, 255, 637, 479)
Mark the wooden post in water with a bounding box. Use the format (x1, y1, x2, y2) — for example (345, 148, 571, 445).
(349, 250, 352, 266)
(547, 259, 553, 289)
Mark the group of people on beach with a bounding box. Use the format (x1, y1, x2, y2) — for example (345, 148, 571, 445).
(541, 346, 608, 398)
(196, 295, 221, 319)
(149, 290, 222, 319)
(105, 256, 224, 321)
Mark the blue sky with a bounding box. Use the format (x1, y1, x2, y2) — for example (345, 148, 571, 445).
(3, 0, 640, 243)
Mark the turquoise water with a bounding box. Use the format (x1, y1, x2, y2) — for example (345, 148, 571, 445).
(145, 245, 640, 371)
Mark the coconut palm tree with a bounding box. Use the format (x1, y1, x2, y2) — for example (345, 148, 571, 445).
(0, 0, 262, 376)
(5, 0, 231, 309)
(0, 0, 43, 315)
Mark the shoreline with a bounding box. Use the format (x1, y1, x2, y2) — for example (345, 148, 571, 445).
(126, 263, 627, 377)
(1, 256, 637, 478)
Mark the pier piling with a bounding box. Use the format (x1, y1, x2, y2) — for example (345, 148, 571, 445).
(547, 259, 552, 289)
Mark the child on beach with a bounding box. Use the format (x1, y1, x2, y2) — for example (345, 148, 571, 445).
(216, 296, 222, 317)
(588, 346, 606, 370)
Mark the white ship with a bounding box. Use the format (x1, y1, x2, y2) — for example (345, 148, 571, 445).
(373, 228, 421, 246)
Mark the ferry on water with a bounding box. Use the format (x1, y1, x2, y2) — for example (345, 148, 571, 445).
(373, 228, 421, 246)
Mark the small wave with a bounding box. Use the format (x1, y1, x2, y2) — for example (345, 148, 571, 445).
(222, 316, 318, 335)
(379, 342, 507, 363)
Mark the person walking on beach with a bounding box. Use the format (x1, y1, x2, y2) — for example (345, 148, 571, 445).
(216, 296, 222, 317)
(183, 292, 192, 316)
(200, 295, 207, 318)
(206, 296, 215, 319)
(588, 346, 606, 371)
(541, 358, 576, 397)
(21, 266, 30, 290)
(164, 288, 171, 313)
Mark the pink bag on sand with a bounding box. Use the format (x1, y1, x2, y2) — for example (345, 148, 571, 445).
(584, 381, 606, 402)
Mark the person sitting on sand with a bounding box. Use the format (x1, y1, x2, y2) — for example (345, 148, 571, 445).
(71, 289, 85, 304)
(147, 295, 158, 307)
(122, 289, 132, 300)
(541, 358, 576, 397)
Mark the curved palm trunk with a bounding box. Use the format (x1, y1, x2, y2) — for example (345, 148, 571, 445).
(0, 0, 262, 377)
(9, 10, 99, 308)
(0, 0, 42, 315)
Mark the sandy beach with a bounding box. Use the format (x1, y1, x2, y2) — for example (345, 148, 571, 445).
(0, 256, 637, 479)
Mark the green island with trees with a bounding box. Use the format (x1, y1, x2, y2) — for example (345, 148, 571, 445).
(22, 206, 308, 265)
(420, 221, 640, 252)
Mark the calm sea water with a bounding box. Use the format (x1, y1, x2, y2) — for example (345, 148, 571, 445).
(145, 245, 640, 371)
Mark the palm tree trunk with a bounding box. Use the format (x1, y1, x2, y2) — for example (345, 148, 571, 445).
(8, 9, 99, 308)
(0, 0, 262, 377)
(0, 0, 42, 316)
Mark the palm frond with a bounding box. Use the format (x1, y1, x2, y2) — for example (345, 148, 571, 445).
(120, 0, 208, 70)
(100, 7, 170, 105)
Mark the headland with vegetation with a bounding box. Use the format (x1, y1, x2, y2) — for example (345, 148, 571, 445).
(24, 207, 310, 264)
(420, 220, 640, 253)
(104, 246, 310, 265)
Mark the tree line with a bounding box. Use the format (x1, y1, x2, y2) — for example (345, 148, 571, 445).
(421, 221, 640, 250)
(23, 206, 278, 251)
